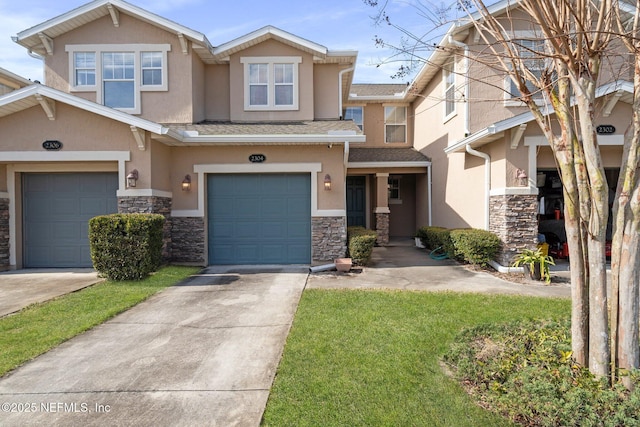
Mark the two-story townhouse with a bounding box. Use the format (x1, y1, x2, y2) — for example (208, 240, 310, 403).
(403, 0, 632, 267)
(0, 0, 434, 270)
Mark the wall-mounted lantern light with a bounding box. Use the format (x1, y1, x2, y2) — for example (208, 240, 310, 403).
(516, 169, 528, 186)
(126, 169, 138, 188)
(182, 174, 191, 192)
(324, 174, 332, 191)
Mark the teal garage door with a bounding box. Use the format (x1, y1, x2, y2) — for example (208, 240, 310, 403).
(23, 173, 118, 268)
(208, 173, 311, 265)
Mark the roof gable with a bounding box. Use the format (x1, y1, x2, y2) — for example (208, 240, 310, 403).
(13, 0, 213, 60)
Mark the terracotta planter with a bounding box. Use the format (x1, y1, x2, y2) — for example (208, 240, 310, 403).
(335, 258, 352, 272)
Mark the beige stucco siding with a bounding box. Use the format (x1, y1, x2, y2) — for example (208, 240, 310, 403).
(228, 39, 315, 122)
(168, 144, 345, 211)
(204, 65, 231, 121)
(45, 13, 196, 123)
(313, 64, 339, 120)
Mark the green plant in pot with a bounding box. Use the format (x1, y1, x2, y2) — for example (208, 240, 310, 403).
(512, 248, 555, 283)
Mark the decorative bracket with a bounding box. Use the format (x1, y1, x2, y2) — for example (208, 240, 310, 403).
(603, 90, 623, 118)
(130, 126, 146, 151)
(35, 94, 56, 120)
(177, 33, 188, 54)
(37, 33, 53, 55)
(107, 4, 120, 27)
(510, 123, 527, 149)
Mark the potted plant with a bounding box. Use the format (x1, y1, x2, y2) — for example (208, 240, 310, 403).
(512, 248, 555, 283)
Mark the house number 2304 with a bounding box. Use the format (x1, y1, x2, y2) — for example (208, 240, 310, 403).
(249, 154, 266, 163)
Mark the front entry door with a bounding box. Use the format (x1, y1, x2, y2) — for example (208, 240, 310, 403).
(346, 176, 366, 228)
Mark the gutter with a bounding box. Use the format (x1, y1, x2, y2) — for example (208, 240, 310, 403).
(465, 144, 490, 230)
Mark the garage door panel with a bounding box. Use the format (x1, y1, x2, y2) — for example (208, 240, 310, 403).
(208, 173, 311, 265)
(23, 173, 118, 268)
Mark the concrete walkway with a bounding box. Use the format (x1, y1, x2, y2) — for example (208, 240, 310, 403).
(0, 266, 308, 426)
(0, 269, 101, 317)
(308, 240, 572, 298)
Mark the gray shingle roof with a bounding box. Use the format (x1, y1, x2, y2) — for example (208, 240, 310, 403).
(166, 120, 362, 135)
(350, 84, 408, 97)
(349, 148, 431, 163)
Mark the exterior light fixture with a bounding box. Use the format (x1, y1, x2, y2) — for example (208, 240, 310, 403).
(324, 174, 332, 191)
(182, 174, 191, 191)
(516, 169, 528, 186)
(126, 169, 138, 188)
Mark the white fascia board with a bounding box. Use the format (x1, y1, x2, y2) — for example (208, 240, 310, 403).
(348, 161, 431, 168)
(0, 85, 166, 135)
(213, 26, 327, 58)
(169, 134, 367, 144)
(348, 94, 406, 101)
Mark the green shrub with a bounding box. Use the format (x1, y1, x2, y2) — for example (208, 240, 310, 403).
(89, 213, 165, 281)
(444, 319, 640, 427)
(416, 226, 449, 250)
(347, 226, 377, 266)
(450, 228, 501, 267)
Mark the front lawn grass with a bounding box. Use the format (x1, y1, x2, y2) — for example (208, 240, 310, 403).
(0, 266, 199, 377)
(262, 289, 570, 427)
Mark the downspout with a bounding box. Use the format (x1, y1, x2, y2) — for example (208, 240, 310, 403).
(448, 36, 470, 136)
(338, 67, 354, 119)
(428, 163, 433, 226)
(465, 144, 490, 230)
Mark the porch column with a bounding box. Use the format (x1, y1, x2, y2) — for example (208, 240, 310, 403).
(375, 173, 390, 246)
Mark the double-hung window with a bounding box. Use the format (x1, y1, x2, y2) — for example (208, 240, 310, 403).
(384, 106, 407, 143)
(241, 57, 301, 110)
(443, 58, 456, 119)
(505, 38, 548, 105)
(102, 52, 135, 109)
(343, 106, 364, 130)
(67, 44, 170, 114)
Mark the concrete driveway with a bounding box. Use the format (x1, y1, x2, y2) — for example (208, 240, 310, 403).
(0, 269, 101, 317)
(0, 266, 308, 426)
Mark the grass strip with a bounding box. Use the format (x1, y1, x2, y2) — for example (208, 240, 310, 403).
(263, 289, 570, 427)
(0, 266, 200, 377)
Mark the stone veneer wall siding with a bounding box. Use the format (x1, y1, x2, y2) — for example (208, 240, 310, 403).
(489, 194, 538, 266)
(118, 196, 172, 261)
(312, 216, 347, 262)
(0, 198, 8, 270)
(375, 212, 390, 246)
(171, 217, 206, 265)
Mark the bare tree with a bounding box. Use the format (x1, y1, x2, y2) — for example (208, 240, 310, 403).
(366, 0, 640, 388)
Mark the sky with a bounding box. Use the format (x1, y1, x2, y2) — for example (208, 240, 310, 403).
(0, 0, 447, 85)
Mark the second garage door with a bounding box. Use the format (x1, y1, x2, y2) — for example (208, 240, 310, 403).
(23, 172, 118, 268)
(208, 173, 311, 265)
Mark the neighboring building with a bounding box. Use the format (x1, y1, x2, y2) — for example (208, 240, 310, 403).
(0, 0, 628, 270)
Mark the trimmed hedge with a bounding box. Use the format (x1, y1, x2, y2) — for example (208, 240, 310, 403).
(450, 229, 501, 267)
(417, 226, 501, 267)
(89, 213, 165, 281)
(347, 226, 377, 266)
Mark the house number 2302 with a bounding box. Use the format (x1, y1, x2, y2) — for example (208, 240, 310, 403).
(249, 154, 266, 163)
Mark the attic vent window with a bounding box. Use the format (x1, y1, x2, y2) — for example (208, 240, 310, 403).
(241, 56, 301, 111)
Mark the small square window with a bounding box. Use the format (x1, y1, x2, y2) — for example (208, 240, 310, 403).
(343, 106, 363, 130)
(389, 177, 401, 200)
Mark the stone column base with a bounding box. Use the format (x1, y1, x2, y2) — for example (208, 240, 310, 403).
(375, 212, 389, 246)
(490, 194, 538, 266)
(0, 198, 9, 270)
(117, 196, 172, 262)
(171, 217, 206, 265)
(312, 216, 347, 262)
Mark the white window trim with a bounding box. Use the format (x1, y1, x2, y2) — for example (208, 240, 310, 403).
(443, 58, 457, 122)
(502, 32, 549, 107)
(66, 44, 170, 114)
(383, 105, 408, 144)
(241, 56, 301, 111)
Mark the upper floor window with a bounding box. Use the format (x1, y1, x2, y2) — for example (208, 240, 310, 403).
(505, 38, 549, 105)
(384, 106, 406, 143)
(443, 58, 456, 119)
(241, 56, 301, 111)
(66, 44, 170, 114)
(343, 106, 363, 130)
